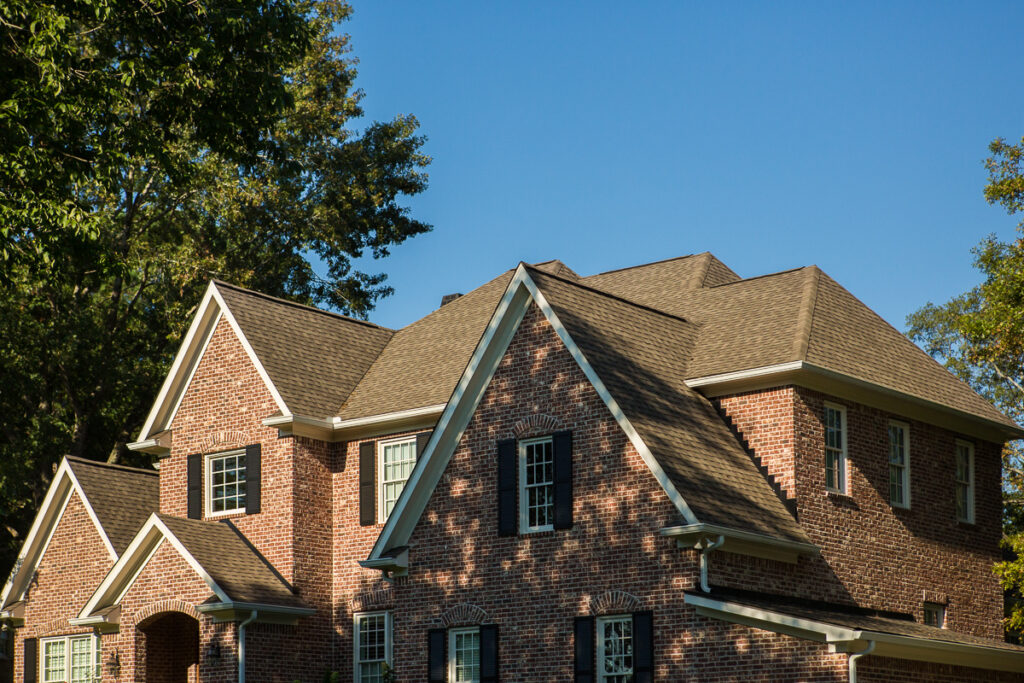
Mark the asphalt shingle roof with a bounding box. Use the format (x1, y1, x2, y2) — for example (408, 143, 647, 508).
(66, 457, 159, 554)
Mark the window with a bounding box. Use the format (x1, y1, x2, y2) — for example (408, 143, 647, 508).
(354, 611, 391, 683)
(448, 627, 480, 683)
(823, 403, 847, 493)
(519, 437, 554, 533)
(887, 421, 910, 508)
(41, 635, 100, 683)
(923, 602, 946, 628)
(207, 450, 247, 515)
(379, 437, 417, 522)
(955, 440, 974, 523)
(596, 615, 633, 683)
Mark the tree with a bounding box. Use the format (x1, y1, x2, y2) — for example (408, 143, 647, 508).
(0, 0, 430, 579)
(906, 137, 1024, 634)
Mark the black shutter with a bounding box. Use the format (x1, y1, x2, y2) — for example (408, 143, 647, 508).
(553, 430, 573, 530)
(245, 443, 262, 514)
(359, 440, 376, 526)
(574, 617, 595, 683)
(633, 611, 653, 683)
(497, 439, 517, 536)
(427, 628, 446, 683)
(187, 453, 202, 519)
(480, 624, 499, 683)
(23, 638, 37, 683)
(416, 430, 433, 458)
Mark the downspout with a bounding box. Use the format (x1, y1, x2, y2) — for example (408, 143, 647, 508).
(238, 610, 258, 683)
(848, 640, 875, 683)
(697, 535, 725, 593)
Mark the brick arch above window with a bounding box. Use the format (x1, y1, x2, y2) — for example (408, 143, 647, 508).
(28, 617, 93, 639)
(510, 413, 563, 440)
(437, 603, 489, 628)
(203, 431, 249, 453)
(589, 590, 644, 616)
(130, 599, 203, 628)
(352, 587, 394, 613)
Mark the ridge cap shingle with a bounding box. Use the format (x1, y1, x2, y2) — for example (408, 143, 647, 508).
(586, 252, 708, 278)
(213, 280, 395, 332)
(792, 266, 821, 361)
(703, 265, 808, 289)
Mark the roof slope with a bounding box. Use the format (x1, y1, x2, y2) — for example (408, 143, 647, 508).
(66, 457, 158, 554)
(156, 514, 304, 607)
(582, 252, 741, 298)
(338, 271, 514, 419)
(215, 282, 393, 418)
(528, 267, 810, 544)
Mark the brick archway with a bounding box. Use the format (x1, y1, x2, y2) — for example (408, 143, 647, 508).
(135, 609, 200, 683)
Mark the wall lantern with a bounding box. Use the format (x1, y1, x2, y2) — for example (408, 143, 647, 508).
(105, 651, 121, 677)
(204, 641, 221, 665)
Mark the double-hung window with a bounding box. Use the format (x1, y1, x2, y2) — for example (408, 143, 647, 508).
(207, 449, 247, 516)
(596, 615, 633, 683)
(823, 403, 847, 493)
(888, 420, 910, 508)
(519, 436, 554, 533)
(354, 612, 391, 683)
(379, 438, 417, 522)
(448, 627, 481, 682)
(955, 440, 974, 523)
(41, 634, 100, 683)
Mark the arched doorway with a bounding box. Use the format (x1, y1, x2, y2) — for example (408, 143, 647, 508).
(137, 612, 199, 683)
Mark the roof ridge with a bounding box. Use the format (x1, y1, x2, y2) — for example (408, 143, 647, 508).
(65, 455, 159, 477)
(523, 264, 692, 325)
(212, 280, 395, 332)
(692, 252, 714, 289)
(585, 252, 706, 278)
(792, 266, 821, 360)
(703, 265, 807, 289)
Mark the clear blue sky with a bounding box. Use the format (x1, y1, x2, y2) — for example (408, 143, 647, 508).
(342, 2, 1024, 331)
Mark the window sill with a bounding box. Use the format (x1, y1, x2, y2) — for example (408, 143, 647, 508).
(206, 509, 246, 520)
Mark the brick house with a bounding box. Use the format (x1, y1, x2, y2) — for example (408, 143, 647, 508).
(3, 253, 1024, 682)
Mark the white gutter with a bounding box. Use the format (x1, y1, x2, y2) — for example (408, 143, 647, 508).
(331, 404, 447, 430)
(698, 535, 725, 593)
(238, 610, 258, 683)
(848, 640, 875, 683)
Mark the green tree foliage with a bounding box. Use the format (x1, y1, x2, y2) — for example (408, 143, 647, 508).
(906, 137, 1024, 634)
(0, 0, 429, 578)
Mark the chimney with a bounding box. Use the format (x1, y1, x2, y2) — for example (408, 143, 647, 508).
(440, 293, 463, 307)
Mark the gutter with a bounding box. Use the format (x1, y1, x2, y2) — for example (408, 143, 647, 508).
(660, 523, 819, 564)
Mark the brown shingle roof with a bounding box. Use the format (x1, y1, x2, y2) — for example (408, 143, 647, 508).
(66, 457, 159, 554)
(582, 252, 741, 298)
(527, 267, 811, 544)
(215, 282, 394, 418)
(156, 514, 305, 607)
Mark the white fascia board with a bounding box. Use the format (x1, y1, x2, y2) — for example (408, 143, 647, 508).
(851, 629, 1024, 673)
(684, 592, 856, 643)
(685, 362, 805, 388)
(332, 404, 447, 431)
(660, 523, 819, 557)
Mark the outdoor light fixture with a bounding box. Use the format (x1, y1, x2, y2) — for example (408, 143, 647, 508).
(106, 651, 121, 677)
(204, 641, 221, 665)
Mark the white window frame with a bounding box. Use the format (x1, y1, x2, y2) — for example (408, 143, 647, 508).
(205, 449, 247, 517)
(955, 439, 975, 524)
(519, 436, 555, 533)
(40, 634, 100, 683)
(823, 402, 848, 494)
(378, 437, 418, 523)
(887, 420, 911, 509)
(448, 626, 481, 683)
(353, 611, 392, 683)
(923, 602, 946, 628)
(596, 614, 634, 683)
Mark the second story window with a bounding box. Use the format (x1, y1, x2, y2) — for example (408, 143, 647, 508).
(208, 450, 247, 515)
(923, 602, 946, 628)
(520, 436, 554, 532)
(888, 421, 910, 508)
(823, 403, 847, 493)
(955, 440, 975, 523)
(379, 437, 417, 521)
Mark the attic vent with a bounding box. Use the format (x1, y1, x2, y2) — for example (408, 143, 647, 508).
(440, 293, 463, 307)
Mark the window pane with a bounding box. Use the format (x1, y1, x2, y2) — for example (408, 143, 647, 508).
(454, 630, 481, 683)
(70, 637, 93, 683)
(381, 440, 417, 518)
(598, 616, 633, 683)
(524, 439, 554, 529)
(357, 613, 388, 683)
(210, 452, 247, 513)
(44, 640, 65, 682)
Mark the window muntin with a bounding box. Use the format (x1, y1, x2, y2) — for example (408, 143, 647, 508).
(596, 615, 633, 683)
(207, 450, 247, 515)
(955, 440, 974, 523)
(379, 438, 417, 522)
(519, 437, 554, 532)
(42, 635, 99, 683)
(449, 627, 481, 683)
(824, 403, 847, 493)
(354, 611, 391, 683)
(888, 421, 910, 508)
(923, 602, 946, 628)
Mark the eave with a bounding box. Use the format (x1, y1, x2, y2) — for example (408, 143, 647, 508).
(262, 404, 445, 441)
(660, 523, 819, 564)
(196, 602, 316, 625)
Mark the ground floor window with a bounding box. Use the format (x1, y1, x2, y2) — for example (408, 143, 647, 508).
(354, 611, 391, 683)
(596, 615, 633, 682)
(41, 634, 100, 683)
(449, 627, 480, 682)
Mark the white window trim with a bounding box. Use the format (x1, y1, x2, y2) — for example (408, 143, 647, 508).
(378, 437, 418, 523)
(448, 626, 481, 683)
(955, 439, 975, 524)
(519, 436, 554, 534)
(823, 402, 848, 494)
(887, 420, 911, 509)
(923, 602, 946, 629)
(40, 633, 100, 683)
(205, 449, 247, 518)
(595, 614, 634, 683)
(353, 610, 392, 683)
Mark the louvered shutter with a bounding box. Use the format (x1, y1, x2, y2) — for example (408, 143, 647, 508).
(359, 441, 376, 526)
(574, 617, 595, 683)
(427, 629, 446, 683)
(633, 611, 653, 683)
(497, 439, 517, 536)
(187, 453, 202, 519)
(23, 638, 37, 683)
(245, 443, 261, 514)
(480, 624, 499, 683)
(553, 430, 573, 529)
